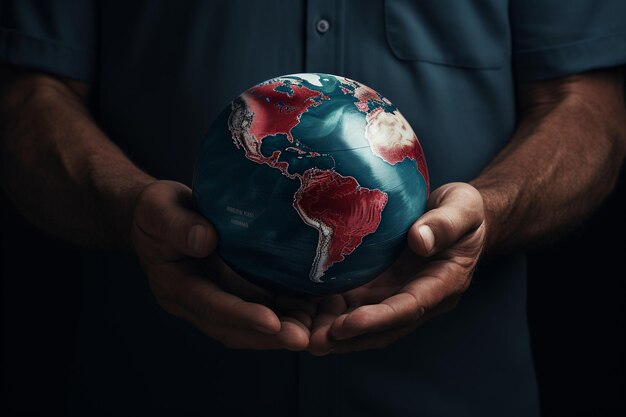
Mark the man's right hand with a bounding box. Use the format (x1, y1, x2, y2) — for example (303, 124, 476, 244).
(131, 180, 312, 350)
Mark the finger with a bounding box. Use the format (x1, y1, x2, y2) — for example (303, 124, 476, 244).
(308, 295, 347, 356)
(407, 182, 484, 257)
(341, 274, 400, 309)
(135, 181, 217, 258)
(279, 314, 312, 349)
(329, 293, 422, 340)
(152, 261, 281, 334)
(332, 321, 421, 354)
(330, 299, 458, 354)
(277, 320, 310, 351)
(329, 262, 456, 340)
(282, 310, 313, 329)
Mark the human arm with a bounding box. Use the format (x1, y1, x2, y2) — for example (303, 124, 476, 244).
(0, 64, 312, 350)
(0, 64, 152, 248)
(473, 69, 626, 252)
(308, 68, 626, 354)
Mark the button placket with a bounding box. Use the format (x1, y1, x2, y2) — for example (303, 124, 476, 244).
(305, 0, 338, 73)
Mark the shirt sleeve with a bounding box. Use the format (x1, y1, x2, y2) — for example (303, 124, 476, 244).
(510, 0, 626, 82)
(0, 0, 97, 82)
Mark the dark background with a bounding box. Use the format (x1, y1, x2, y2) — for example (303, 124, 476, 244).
(1, 88, 625, 417)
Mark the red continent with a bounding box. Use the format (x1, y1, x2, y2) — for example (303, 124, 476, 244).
(244, 81, 325, 143)
(353, 85, 381, 113)
(294, 169, 388, 278)
(375, 138, 430, 192)
(363, 108, 431, 193)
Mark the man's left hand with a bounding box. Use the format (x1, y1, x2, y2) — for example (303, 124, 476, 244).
(308, 182, 487, 355)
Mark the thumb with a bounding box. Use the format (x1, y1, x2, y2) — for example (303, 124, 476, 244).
(407, 182, 484, 257)
(135, 181, 218, 258)
(185, 221, 218, 258)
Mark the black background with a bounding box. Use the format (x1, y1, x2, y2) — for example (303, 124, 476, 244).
(1, 92, 625, 417)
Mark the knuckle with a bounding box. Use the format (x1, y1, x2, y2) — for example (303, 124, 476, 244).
(156, 212, 178, 240)
(404, 292, 427, 321)
(135, 183, 162, 218)
(134, 182, 180, 239)
(429, 210, 459, 243)
(428, 185, 486, 240)
(456, 183, 482, 202)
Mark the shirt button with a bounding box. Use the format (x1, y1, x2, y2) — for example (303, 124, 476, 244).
(316, 19, 331, 34)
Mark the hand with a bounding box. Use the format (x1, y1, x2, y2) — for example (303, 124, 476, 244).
(308, 182, 486, 355)
(131, 180, 314, 350)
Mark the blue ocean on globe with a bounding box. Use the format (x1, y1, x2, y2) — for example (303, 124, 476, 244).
(193, 73, 429, 295)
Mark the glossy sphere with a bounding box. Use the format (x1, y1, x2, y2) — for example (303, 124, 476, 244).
(193, 73, 429, 295)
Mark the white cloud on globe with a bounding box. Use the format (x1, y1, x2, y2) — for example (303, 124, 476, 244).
(365, 109, 416, 164)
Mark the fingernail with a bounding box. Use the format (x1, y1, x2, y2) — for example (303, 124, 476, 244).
(418, 225, 435, 255)
(187, 224, 206, 254)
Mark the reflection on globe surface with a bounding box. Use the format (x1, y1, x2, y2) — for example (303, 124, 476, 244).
(193, 73, 429, 295)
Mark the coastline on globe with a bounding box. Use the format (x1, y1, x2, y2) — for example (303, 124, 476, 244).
(192, 73, 429, 296)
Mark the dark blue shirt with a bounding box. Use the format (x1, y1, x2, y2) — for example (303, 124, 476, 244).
(2, 1, 625, 416)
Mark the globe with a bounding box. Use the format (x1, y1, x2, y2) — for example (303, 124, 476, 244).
(193, 73, 429, 296)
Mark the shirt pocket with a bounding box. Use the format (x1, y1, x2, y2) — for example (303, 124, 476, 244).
(384, 0, 509, 69)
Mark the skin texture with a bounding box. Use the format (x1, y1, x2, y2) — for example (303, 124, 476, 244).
(1, 63, 625, 354)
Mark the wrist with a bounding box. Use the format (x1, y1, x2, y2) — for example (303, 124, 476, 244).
(469, 177, 521, 255)
(92, 171, 155, 251)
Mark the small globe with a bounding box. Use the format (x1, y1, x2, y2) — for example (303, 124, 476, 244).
(193, 73, 429, 296)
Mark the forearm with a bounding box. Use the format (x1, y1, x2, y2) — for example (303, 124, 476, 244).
(471, 69, 626, 254)
(0, 69, 154, 249)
